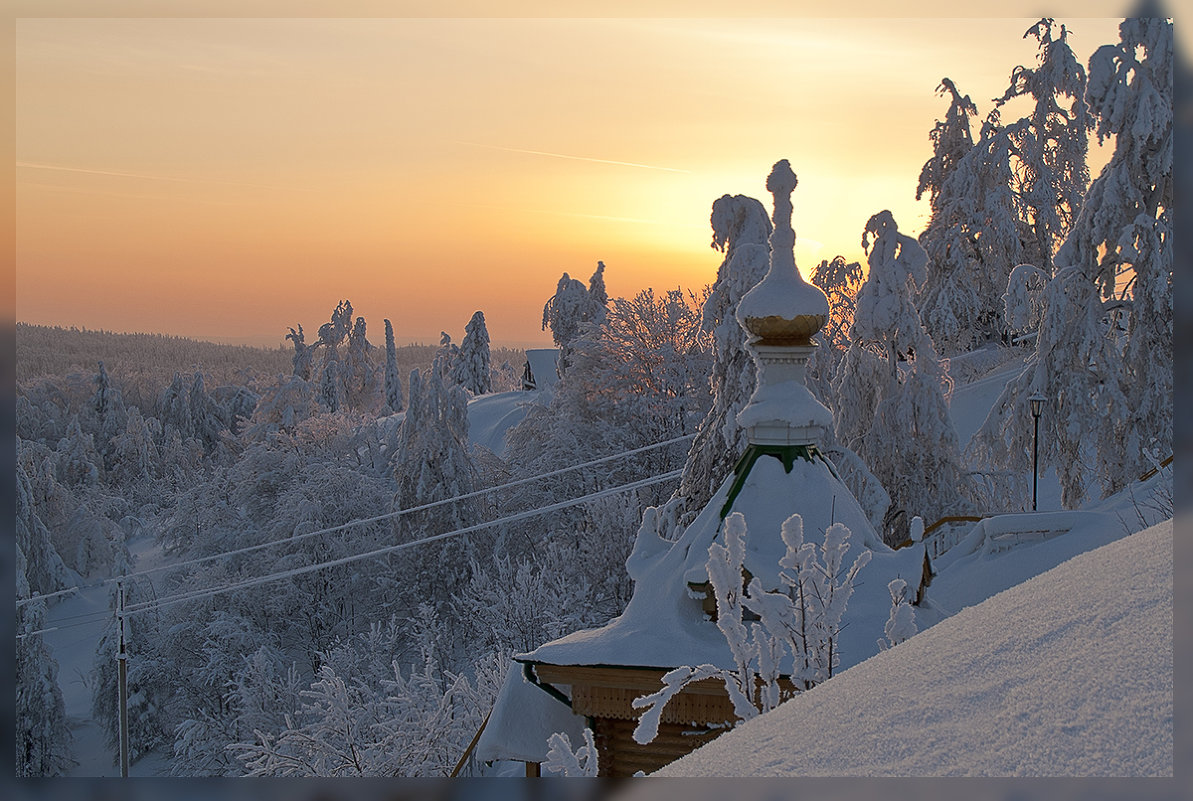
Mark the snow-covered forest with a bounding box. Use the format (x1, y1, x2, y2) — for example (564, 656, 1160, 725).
(15, 15, 1173, 778)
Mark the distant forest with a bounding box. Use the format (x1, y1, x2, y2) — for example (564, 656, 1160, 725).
(15, 322, 526, 391)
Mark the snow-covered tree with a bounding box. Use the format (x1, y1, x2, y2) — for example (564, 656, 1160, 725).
(915, 77, 999, 355)
(341, 316, 379, 411)
(878, 577, 918, 651)
(507, 286, 710, 519)
(156, 371, 228, 453)
(807, 254, 863, 401)
(392, 358, 482, 605)
(230, 607, 496, 776)
(970, 16, 1172, 506)
(91, 360, 128, 455)
(587, 260, 609, 324)
(541, 263, 608, 377)
(674, 194, 771, 525)
(922, 116, 1029, 354)
(16, 459, 74, 597)
(172, 645, 303, 776)
(632, 512, 870, 744)
(383, 319, 403, 413)
(319, 355, 342, 413)
(837, 211, 969, 544)
(451, 311, 492, 395)
(242, 375, 317, 441)
(1003, 263, 1051, 338)
(286, 324, 316, 381)
(53, 413, 102, 488)
(993, 18, 1092, 274)
(543, 729, 599, 776)
(15, 552, 73, 777)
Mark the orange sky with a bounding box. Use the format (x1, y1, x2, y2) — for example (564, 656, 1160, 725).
(14, 11, 1131, 348)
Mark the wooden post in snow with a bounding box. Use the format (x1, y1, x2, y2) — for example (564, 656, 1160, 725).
(117, 579, 129, 778)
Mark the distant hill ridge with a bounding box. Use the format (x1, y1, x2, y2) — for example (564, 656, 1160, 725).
(16, 322, 294, 386)
(16, 322, 526, 396)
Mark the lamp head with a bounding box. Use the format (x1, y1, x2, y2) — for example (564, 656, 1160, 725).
(1029, 393, 1046, 419)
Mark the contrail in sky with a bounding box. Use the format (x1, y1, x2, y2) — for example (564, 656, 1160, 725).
(457, 142, 690, 174)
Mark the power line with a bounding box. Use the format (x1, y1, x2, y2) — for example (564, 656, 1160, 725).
(103, 433, 694, 587)
(122, 468, 683, 619)
(15, 586, 80, 608)
(17, 609, 117, 641)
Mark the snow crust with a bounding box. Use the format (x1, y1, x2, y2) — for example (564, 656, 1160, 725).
(656, 518, 1173, 777)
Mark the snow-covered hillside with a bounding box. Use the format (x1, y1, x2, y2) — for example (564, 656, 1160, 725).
(652, 517, 1173, 777)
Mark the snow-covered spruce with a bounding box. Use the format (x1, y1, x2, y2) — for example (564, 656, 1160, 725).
(970, 17, 1172, 507)
(836, 210, 970, 544)
(674, 194, 771, 527)
(451, 310, 492, 396)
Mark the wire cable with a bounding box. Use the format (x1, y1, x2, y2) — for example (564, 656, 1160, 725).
(15, 586, 80, 608)
(102, 433, 694, 587)
(122, 468, 683, 618)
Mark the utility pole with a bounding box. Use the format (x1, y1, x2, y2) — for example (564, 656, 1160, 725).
(117, 579, 129, 778)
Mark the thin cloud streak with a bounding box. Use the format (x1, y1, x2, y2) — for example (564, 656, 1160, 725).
(458, 142, 691, 174)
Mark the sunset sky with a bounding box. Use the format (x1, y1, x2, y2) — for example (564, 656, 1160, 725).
(14, 8, 1136, 348)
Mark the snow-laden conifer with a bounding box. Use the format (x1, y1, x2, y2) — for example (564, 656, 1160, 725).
(451, 310, 492, 395)
(393, 358, 481, 604)
(383, 319, 403, 413)
(837, 211, 969, 544)
(921, 117, 1027, 354)
(993, 18, 1092, 274)
(15, 459, 74, 597)
(542, 268, 603, 378)
(970, 16, 1172, 506)
(915, 78, 1013, 354)
(341, 316, 377, 411)
(15, 548, 72, 777)
(1003, 263, 1051, 338)
(587, 260, 609, 324)
(674, 194, 771, 525)
(319, 355, 342, 413)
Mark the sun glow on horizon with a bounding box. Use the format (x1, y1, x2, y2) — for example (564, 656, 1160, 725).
(16, 16, 1125, 348)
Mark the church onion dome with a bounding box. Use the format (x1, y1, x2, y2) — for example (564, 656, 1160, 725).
(735, 159, 829, 347)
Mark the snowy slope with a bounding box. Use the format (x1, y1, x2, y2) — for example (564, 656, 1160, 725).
(466, 389, 536, 458)
(652, 517, 1173, 777)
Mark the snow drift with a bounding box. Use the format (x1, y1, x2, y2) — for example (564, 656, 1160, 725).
(653, 518, 1173, 777)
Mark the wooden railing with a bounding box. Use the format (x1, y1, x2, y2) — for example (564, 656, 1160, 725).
(1139, 454, 1173, 482)
(450, 709, 492, 777)
(922, 515, 986, 538)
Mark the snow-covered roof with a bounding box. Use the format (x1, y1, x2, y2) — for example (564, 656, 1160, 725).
(524, 349, 559, 392)
(519, 457, 922, 675)
(475, 661, 584, 764)
(651, 518, 1173, 777)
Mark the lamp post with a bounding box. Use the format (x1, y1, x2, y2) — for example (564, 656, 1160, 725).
(1029, 393, 1045, 511)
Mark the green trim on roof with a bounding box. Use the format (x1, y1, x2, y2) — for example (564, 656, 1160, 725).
(719, 443, 826, 520)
